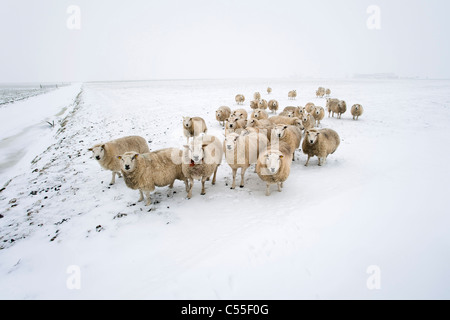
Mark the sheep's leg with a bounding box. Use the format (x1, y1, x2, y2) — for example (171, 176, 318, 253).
(116, 171, 122, 178)
(169, 181, 174, 189)
(318, 157, 323, 166)
(144, 191, 152, 206)
(240, 167, 248, 188)
(277, 182, 282, 192)
(231, 168, 237, 189)
(184, 179, 189, 192)
(265, 183, 271, 196)
(212, 165, 218, 185)
(281, 182, 284, 188)
(201, 176, 207, 195)
(109, 171, 116, 185)
(138, 190, 144, 202)
(305, 155, 311, 167)
(187, 178, 194, 199)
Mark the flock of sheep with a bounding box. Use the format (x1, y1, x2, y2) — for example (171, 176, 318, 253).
(89, 87, 364, 205)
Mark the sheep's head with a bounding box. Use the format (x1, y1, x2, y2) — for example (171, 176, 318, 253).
(286, 111, 294, 118)
(273, 125, 287, 139)
(216, 110, 222, 118)
(224, 133, 239, 151)
(89, 145, 106, 161)
(248, 119, 257, 127)
(182, 117, 192, 128)
(302, 113, 309, 123)
(184, 140, 209, 164)
(264, 152, 284, 174)
(315, 107, 322, 116)
(293, 118, 304, 130)
(117, 152, 139, 172)
(354, 105, 360, 111)
(305, 130, 320, 145)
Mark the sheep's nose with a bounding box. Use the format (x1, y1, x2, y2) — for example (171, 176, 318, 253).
(270, 168, 275, 173)
(125, 165, 130, 170)
(95, 156, 100, 160)
(310, 140, 314, 143)
(193, 156, 199, 161)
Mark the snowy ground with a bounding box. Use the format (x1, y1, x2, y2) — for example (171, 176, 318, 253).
(0, 79, 449, 299)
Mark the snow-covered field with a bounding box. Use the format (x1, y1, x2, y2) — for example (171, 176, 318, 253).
(0, 79, 449, 299)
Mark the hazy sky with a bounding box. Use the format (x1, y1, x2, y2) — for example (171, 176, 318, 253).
(0, 0, 449, 82)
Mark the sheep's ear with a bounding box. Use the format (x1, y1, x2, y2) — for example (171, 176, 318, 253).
(306, 130, 310, 135)
(132, 153, 139, 160)
(101, 144, 105, 149)
(283, 125, 288, 129)
(117, 155, 122, 160)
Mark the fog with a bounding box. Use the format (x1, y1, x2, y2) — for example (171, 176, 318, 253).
(0, 0, 449, 82)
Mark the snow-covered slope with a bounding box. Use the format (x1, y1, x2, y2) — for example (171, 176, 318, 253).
(0, 79, 449, 299)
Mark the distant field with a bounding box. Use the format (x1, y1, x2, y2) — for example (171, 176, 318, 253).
(0, 84, 68, 105)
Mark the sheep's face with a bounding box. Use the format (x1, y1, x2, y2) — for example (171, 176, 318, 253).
(90, 145, 105, 161)
(305, 131, 320, 145)
(287, 111, 294, 118)
(315, 108, 322, 116)
(183, 117, 192, 128)
(117, 153, 138, 172)
(294, 118, 304, 130)
(216, 110, 222, 118)
(186, 142, 205, 164)
(248, 119, 257, 127)
(224, 134, 239, 151)
(265, 153, 283, 174)
(302, 114, 309, 123)
(354, 105, 359, 111)
(227, 121, 236, 129)
(273, 126, 287, 139)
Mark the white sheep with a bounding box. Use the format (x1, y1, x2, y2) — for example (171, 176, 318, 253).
(223, 131, 268, 189)
(272, 125, 302, 161)
(288, 90, 297, 100)
(182, 135, 223, 199)
(351, 104, 364, 120)
(326, 98, 340, 117)
(182, 116, 208, 144)
(251, 108, 269, 120)
(89, 136, 150, 185)
(312, 106, 325, 126)
(301, 112, 315, 131)
(302, 128, 340, 166)
(325, 88, 331, 97)
(267, 87, 272, 94)
(235, 94, 245, 105)
(268, 99, 279, 113)
(216, 106, 231, 126)
(231, 108, 248, 120)
(258, 99, 268, 110)
(305, 102, 315, 113)
(225, 118, 248, 135)
(117, 148, 188, 206)
(256, 143, 292, 196)
(254, 92, 261, 101)
(250, 100, 260, 110)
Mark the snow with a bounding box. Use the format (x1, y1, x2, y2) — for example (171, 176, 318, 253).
(0, 79, 449, 299)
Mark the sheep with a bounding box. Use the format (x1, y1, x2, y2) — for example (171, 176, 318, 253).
(246, 119, 273, 142)
(215, 106, 231, 126)
(231, 108, 248, 120)
(251, 108, 269, 120)
(278, 110, 295, 118)
(117, 148, 188, 206)
(288, 90, 297, 100)
(225, 118, 248, 135)
(268, 99, 279, 113)
(301, 112, 315, 131)
(182, 135, 223, 199)
(256, 143, 292, 196)
(336, 100, 347, 119)
(88, 136, 150, 186)
(235, 94, 245, 105)
(316, 87, 326, 98)
(351, 104, 364, 120)
(269, 116, 303, 128)
(325, 88, 331, 97)
(250, 100, 260, 110)
(258, 99, 268, 110)
(254, 92, 261, 101)
(282, 106, 300, 117)
(272, 124, 302, 161)
(223, 131, 268, 189)
(302, 128, 340, 166)
(312, 106, 325, 126)
(305, 102, 315, 114)
(182, 116, 208, 144)
(267, 87, 272, 94)
(326, 98, 340, 117)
